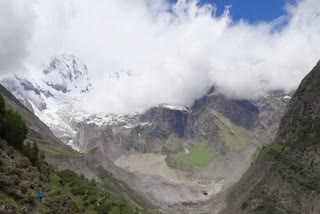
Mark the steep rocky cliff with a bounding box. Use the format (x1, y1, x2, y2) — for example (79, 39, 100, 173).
(224, 61, 320, 214)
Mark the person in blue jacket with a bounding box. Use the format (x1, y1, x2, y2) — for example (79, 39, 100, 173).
(39, 190, 44, 202)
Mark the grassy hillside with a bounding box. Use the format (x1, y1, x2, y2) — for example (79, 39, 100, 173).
(0, 141, 50, 214)
(211, 110, 258, 152)
(182, 143, 216, 167)
(0, 141, 157, 214)
(223, 61, 320, 214)
(225, 144, 320, 213)
(43, 170, 158, 214)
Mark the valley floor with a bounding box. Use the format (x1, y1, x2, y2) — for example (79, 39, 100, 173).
(114, 144, 257, 214)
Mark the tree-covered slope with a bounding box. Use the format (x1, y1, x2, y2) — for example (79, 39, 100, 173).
(223, 61, 320, 214)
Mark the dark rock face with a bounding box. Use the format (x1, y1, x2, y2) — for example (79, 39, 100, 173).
(277, 61, 320, 147)
(45, 82, 70, 93)
(193, 94, 260, 129)
(140, 107, 189, 138)
(15, 76, 53, 99)
(186, 108, 224, 150)
(224, 61, 320, 214)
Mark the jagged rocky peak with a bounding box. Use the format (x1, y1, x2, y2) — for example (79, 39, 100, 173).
(43, 54, 92, 93)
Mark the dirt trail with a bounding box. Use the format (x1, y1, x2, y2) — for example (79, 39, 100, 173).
(29, 201, 42, 214)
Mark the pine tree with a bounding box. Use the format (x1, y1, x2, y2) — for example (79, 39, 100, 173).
(23, 141, 32, 158)
(90, 178, 97, 187)
(39, 151, 46, 161)
(3, 109, 28, 150)
(31, 142, 39, 164)
(0, 95, 6, 138)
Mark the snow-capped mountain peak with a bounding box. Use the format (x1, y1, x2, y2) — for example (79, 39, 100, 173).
(1, 54, 98, 151)
(43, 54, 92, 94)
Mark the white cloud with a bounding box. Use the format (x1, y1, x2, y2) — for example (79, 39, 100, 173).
(5, 0, 320, 113)
(0, 0, 34, 75)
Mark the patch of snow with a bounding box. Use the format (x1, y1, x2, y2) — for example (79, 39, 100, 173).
(284, 95, 291, 99)
(124, 125, 135, 129)
(66, 140, 80, 152)
(139, 122, 152, 127)
(86, 113, 140, 128)
(159, 104, 189, 111)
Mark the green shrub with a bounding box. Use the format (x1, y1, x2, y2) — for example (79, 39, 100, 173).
(241, 201, 248, 210)
(22, 141, 40, 165)
(109, 206, 121, 214)
(268, 147, 320, 193)
(0, 95, 28, 152)
(0, 197, 18, 214)
(48, 170, 157, 214)
(95, 199, 113, 213)
(91, 178, 97, 186)
(3, 109, 28, 150)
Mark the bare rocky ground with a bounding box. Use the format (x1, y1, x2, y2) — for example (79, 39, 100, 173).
(114, 144, 257, 214)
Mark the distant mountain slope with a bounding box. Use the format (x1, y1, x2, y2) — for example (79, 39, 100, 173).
(223, 61, 320, 214)
(1, 54, 291, 157)
(0, 83, 159, 212)
(71, 88, 291, 160)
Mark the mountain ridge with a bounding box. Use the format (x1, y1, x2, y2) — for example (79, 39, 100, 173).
(223, 60, 320, 214)
(1, 54, 295, 213)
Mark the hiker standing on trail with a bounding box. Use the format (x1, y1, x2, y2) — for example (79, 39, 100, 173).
(39, 190, 44, 202)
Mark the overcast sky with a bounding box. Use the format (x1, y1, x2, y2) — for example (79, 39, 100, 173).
(1, 0, 320, 113)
